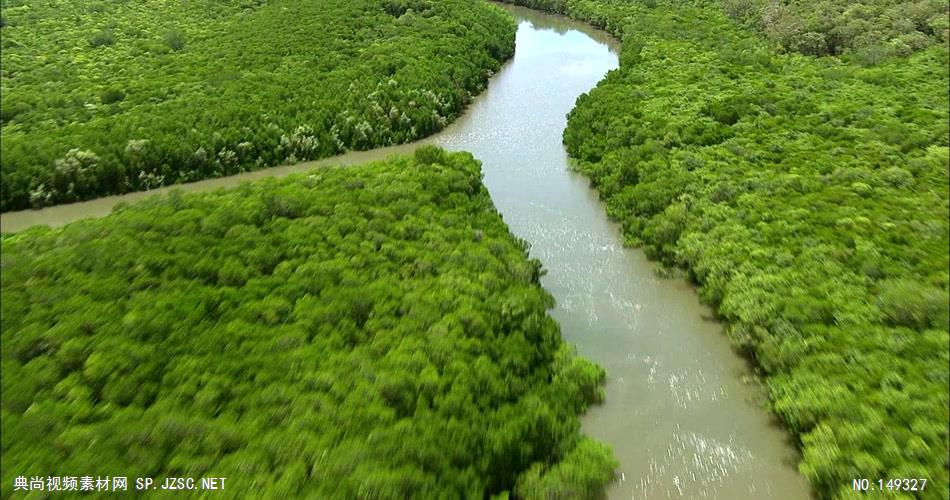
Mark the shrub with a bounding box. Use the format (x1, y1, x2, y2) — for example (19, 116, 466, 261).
(164, 29, 186, 51)
(89, 28, 115, 48)
(100, 88, 126, 104)
(414, 144, 447, 165)
(877, 279, 949, 330)
(0, 100, 30, 124)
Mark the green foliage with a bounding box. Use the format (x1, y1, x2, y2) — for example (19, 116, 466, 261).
(0, 149, 616, 498)
(506, 0, 948, 57)
(88, 27, 115, 48)
(502, 1, 949, 498)
(99, 88, 126, 105)
(877, 279, 950, 330)
(728, 0, 949, 57)
(0, 0, 516, 210)
(163, 29, 186, 51)
(413, 144, 448, 165)
(516, 438, 617, 499)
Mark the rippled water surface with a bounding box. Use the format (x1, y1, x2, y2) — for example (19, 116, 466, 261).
(1, 5, 811, 499)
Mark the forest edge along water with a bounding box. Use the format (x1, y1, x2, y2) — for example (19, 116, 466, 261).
(0, 5, 812, 499)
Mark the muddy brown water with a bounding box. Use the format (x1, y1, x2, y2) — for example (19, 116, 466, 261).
(1, 5, 811, 499)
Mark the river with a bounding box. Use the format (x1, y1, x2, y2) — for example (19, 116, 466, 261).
(0, 5, 812, 499)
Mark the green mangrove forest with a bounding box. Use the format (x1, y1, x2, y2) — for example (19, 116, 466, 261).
(501, 0, 949, 497)
(0, 0, 514, 210)
(0, 149, 617, 498)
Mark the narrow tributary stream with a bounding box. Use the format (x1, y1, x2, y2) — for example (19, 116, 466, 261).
(1, 5, 811, 499)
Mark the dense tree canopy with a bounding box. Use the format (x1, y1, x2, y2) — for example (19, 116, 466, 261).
(503, 0, 949, 498)
(723, 0, 949, 58)
(0, 149, 617, 498)
(502, 0, 948, 58)
(0, 0, 516, 211)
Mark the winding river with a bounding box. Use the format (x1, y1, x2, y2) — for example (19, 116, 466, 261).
(1, 5, 812, 499)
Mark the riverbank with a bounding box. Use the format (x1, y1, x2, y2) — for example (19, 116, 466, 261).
(499, 1, 950, 498)
(0, 0, 515, 211)
(433, 6, 812, 498)
(1, 148, 620, 498)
